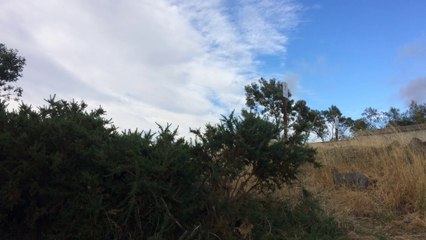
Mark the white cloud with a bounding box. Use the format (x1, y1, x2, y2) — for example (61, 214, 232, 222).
(0, 0, 301, 136)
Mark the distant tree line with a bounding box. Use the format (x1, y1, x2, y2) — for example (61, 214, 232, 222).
(245, 78, 426, 142)
(356, 102, 426, 130)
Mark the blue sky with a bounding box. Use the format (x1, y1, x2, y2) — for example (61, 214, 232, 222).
(282, 0, 426, 118)
(292, 0, 426, 117)
(1, 0, 425, 136)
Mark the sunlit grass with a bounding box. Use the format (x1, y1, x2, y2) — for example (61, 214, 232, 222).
(279, 132, 426, 238)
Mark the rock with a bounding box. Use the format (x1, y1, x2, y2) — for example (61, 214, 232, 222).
(332, 168, 373, 190)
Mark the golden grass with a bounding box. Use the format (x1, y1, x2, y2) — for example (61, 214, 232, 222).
(281, 134, 426, 239)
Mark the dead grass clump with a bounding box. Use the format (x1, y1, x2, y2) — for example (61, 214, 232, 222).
(384, 214, 426, 237)
(329, 190, 380, 217)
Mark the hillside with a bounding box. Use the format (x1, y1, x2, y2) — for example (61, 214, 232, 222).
(296, 134, 426, 239)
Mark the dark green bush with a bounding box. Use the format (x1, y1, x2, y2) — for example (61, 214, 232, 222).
(249, 190, 344, 240)
(0, 97, 339, 239)
(1, 43, 342, 239)
(190, 111, 320, 238)
(0, 97, 115, 239)
(0, 97, 204, 239)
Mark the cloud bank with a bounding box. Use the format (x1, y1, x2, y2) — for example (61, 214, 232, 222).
(0, 0, 301, 135)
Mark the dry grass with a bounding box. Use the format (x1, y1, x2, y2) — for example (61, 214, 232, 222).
(279, 134, 426, 239)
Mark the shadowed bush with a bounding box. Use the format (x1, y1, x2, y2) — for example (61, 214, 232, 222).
(0, 97, 339, 239)
(0, 97, 206, 239)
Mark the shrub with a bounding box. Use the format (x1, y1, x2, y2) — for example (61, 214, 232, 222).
(0, 97, 334, 239)
(0, 97, 204, 239)
(190, 111, 319, 237)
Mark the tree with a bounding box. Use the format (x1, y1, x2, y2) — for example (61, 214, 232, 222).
(192, 111, 317, 192)
(385, 107, 405, 127)
(292, 100, 328, 143)
(352, 101, 426, 132)
(245, 78, 327, 143)
(361, 107, 387, 129)
(322, 105, 353, 140)
(190, 111, 318, 236)
(351, 119, 369, 135)
(0, 43, 26, 102)
(407, 100, 426, 124)
(245, 78, 291, 129)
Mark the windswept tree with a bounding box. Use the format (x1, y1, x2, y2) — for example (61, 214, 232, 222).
(0, 43, 26, 102)
(322, 105, 353, 140)
(245, 78, 291, 129)
(245, 78, 327, 143)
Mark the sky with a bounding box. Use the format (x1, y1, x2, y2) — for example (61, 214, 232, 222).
(1, 0, 426, 136)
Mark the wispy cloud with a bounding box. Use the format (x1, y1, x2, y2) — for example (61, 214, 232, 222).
(0, 0, 301, 135)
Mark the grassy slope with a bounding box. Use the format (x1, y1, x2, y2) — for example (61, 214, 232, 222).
(279, 135, 426, 239)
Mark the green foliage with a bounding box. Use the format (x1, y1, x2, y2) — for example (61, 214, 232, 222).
(0, 97, 205, 239)
(245, 78, 292, 126)
(245, 78, 328, 143)
(0, 92, 336, 239)
(0, 43, 26, 102)
(293, 101, 327, 143)
(355, 101, 426, 132)
(361, 107, 385, 129)
(190, 111, 319, 237)
(0, 46, 343, 239)
(322, 105, 354, 140)
(249, 190, 344, 240)
(0, 96, 114, 238)
(103, 125, 205, 239)
(192, 111, 317, 193)
(406, 100, 426, 125)
(351, 119, 369, 134)
(385, 107, 407, 127)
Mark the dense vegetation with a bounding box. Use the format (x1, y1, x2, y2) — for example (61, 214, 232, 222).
(1, 43, 423, 239)
(0, 44, 345, 239)
(245, 78, 426, 142)
(0, 97, 345, 239)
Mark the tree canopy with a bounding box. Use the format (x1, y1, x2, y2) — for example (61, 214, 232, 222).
(356, 101, 426, 132)
(0, 43, 26, 102)
(244, 78, 328, 143)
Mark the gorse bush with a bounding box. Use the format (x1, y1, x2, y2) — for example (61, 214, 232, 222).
(0, 97, 205, 239)
(0, 97, 116, 239)
(190, 111, 319, 238)
(252, 190, 343, 240)
(0, 96, 340, 239)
